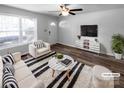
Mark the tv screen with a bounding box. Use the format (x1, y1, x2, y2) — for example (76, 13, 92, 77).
(81, 25, 98, 37)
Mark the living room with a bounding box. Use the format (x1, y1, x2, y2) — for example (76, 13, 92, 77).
(0, 2, 124, 89)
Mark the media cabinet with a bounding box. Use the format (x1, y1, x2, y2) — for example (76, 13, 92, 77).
(75, 37, 100, 54)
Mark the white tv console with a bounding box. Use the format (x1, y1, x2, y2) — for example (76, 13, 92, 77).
(75, 37, 100, 54)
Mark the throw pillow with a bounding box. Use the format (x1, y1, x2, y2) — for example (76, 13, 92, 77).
(2, 67, 19, 88)
(34, 40, 44, 49)
(3, 63, 15, 75)
(2, 53, 15, 65)
(34, 41, 39, 48)
(42, 42, 46, 47)
(39, 40, 44, 48)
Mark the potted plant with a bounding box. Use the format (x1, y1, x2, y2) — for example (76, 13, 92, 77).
(112, 34, 124, 59)
(55, 53, 64, 62)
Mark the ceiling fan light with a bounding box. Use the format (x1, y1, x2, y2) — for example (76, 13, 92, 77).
(62, 11, 69, 16)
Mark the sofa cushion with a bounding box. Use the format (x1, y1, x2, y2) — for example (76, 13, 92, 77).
(18, 74, 37, 88)
(14, 60, 26, 70)
(37, 47, 48, 54)
(2, 67, 19, 88)
(2, 54, 15, 65)
(15, 66, 32, 82)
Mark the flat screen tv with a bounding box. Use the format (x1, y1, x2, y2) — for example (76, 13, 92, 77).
(80, 25, 98, 37)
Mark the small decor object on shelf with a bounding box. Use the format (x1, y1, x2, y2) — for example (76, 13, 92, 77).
(95, 38, 98, 42)
(55, 53, 64, 62)
(83, 39, 89, 49)
(77, 35, 81, 40)
(112, 34, 124, 59)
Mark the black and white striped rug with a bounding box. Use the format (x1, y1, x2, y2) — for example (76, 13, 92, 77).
(24, 51, 93, 88)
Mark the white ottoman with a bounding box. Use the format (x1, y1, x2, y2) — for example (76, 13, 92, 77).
(92, 65, 114, 88)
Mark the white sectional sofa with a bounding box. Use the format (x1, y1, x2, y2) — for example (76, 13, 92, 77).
(0, 52, 45, 88)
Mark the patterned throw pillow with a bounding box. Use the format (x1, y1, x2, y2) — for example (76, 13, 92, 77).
(42, 42, 46, 47)
(3, 63, 15, 75)
(34, 40, 44, 49)
(2, 54, 15, 65)
(2, 67, 19, 88)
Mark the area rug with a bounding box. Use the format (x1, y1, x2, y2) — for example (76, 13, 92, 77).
(24, 51, 93, 88)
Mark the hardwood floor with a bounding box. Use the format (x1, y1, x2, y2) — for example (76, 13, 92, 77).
(51, 43, 124, 88)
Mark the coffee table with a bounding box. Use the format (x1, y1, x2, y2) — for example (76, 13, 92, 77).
(48, 55, 74, 81)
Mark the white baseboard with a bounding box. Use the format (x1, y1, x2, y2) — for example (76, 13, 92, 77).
(58, 42, 77, 48)
(106, 52, 114, 56)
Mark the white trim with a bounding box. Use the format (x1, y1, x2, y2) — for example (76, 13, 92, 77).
(0, 41, 31, 51)
(106, 52, 114, 56)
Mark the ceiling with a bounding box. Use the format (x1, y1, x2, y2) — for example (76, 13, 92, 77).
(6, 4, 124, 16)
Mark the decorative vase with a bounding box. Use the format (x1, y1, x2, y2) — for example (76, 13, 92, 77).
(114, 53, 122, 59)
(55, 53, 64, 63)
(77, 35, 81, 40)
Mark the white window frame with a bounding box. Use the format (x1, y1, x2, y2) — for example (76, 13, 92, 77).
(0, 13, 37, 50)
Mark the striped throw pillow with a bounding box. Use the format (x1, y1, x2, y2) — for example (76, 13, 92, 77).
(34, 40, 44, 49)
(2, 54, 15, 65)
(2, 67, 19, 88)
(3, 63, 15, 75)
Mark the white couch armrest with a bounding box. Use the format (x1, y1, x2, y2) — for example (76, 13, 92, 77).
(44, 42, 50, 50)
(30, 80, 45, 88)
(12, 52, 21, 63)
(29, 44, 37, 58)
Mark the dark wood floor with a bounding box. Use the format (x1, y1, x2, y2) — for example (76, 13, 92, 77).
(51, 43, 124, 88)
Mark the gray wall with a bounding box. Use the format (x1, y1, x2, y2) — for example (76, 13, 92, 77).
(0, 5, 58, 56)
(58, 8, 124, 56)
(1, 5, 124, 56)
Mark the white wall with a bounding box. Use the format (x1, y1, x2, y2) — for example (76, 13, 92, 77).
(58, 8, 124, 56)
(0, 5, 58, 56)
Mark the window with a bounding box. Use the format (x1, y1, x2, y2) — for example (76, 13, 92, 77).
(21, 18, 36, 42)
(0, 14, 37, 48)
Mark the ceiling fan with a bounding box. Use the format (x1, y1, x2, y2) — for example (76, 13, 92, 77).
(49, 4, 83, 16)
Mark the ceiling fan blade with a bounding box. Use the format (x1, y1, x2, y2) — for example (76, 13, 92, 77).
(70, 8, 83, 11)
(59, 13, 62, 16)
(69, 12, 76, 15)
(64, 4, 70, 6)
